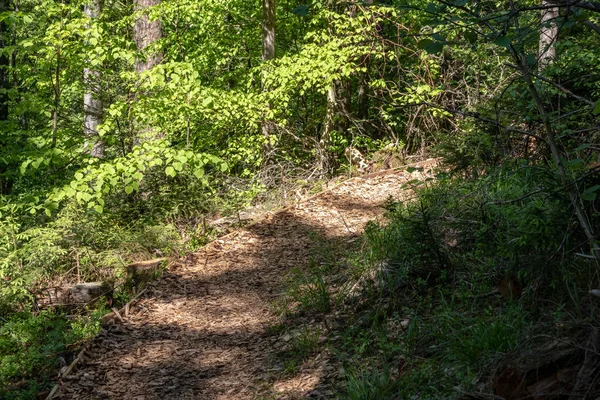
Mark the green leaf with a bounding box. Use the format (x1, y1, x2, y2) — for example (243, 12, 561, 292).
(494, 36, 511, 48)
(220, 162, 228, 172)
(292, 4, 308, 16)
(593, 100, 600, 115)
(165, 166, 176, 177)
(568, 158, 584, 167)
(94, 205, 104, 213)
(193, 168, 204, 178)
(202, 97, 214, 108)
(418, 39, 444, 54)
(582, 185, 600, 201)
(453, 0, 468, 5)
(432, 33, 445, 42)
(173, 162, 183, 172)
(407, 167, 422, 173)
(125, 185, 134, 194)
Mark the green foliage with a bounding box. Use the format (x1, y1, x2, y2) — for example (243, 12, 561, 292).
(331, 162, 598, 398)
(434, 303, 526, 367)
(45, 141, 224, 216)
(341, 367, 400, 400)
(289, 327, 322, 359)
(3, 0, 600, 394)
(364, 196, 449, 287)
(0, 309, 105, 399)
(285, 268, 331, 314)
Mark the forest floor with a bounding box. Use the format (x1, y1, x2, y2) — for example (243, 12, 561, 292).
(54, 162, 436, 400)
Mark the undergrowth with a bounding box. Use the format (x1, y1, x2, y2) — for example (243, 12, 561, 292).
(0, 308, 107, 399)
(0, 163, 332, 398)
(274, 163, 600, 399)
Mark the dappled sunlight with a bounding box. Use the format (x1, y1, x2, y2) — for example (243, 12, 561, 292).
(57, 170, 433, 399)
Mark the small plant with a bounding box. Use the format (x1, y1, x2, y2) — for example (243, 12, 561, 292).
(264, 321, 286, 336)
(283, 358, 299, 375)
(286, 269, 331, 314)
(289, 327, 322, 359)
(442, 305, 526, 367)
(279, 327, 322, 376)
(341, 367, 400, 400)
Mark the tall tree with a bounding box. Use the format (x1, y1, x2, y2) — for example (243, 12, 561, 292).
(317, 83, 337, 173)
(83, 0, 104, 158)
(134, 0, 163, 74)
(0, 0, 9, 194)
(133, 0, 162, 142)
(261, 0, 275, 161)
(539, 1, 559, 70)
(262, 0, 275, 62)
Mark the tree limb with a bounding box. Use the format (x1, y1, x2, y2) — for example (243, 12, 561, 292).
(505, 63, 595, 106)
(547, 0, 600, 13)
(584, 19, 600, 35)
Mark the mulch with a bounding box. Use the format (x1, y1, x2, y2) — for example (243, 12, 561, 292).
(56, 161, 437, 400)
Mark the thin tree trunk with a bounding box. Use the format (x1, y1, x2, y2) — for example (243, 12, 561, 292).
(134, 0, 162, 74)
(262, 0, 275, 62)
(261, 0, 275, 162)
(52, 48, 60, 149)
(84, 0, 104, 158)
(539, 1, 559, 70)
(317, 84, 337, 173)
(0, 0, 8, 121)
(0, 0, 9, 194)
(133, 0, 162, 142)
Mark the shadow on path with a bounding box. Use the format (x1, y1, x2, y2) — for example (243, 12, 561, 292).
(58, 172, 417, 399)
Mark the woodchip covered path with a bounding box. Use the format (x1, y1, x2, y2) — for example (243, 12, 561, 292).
(57, 164, 434, 400)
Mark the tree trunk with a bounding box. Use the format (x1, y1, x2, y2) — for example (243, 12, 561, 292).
(132, 0, 162, 143)
(262, 0, 275, 62)
(539, 2, 559, 70)
(0, 0, 8, 122)
(0, 0, 9, 194)
(261, 0, 275, 162)
(84, 1, 104, 158)
(134, 0, 163, 74)
(317, 85, 337, 173)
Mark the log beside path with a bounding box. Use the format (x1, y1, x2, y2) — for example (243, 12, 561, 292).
(51, 161, 437, 400)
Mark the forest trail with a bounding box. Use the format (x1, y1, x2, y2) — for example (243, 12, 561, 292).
(57, 162, 435, 400)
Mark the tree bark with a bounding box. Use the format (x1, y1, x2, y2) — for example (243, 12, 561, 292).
(132, 0, 162, 143)
(317, 85, 337, 173)
(539, 1, 559, 70)
(0, 0, 8, 122)
(134, 0, 163, 74)
(262, 0, 275, 62)
(84, 0, 104, 158)
(261, 0, 275, 162)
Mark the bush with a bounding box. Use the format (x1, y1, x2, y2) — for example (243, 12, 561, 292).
(0, 309, 104, 399)
(336, 163, 598, 398)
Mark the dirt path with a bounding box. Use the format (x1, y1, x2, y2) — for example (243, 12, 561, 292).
(58, 165, 434, 400)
